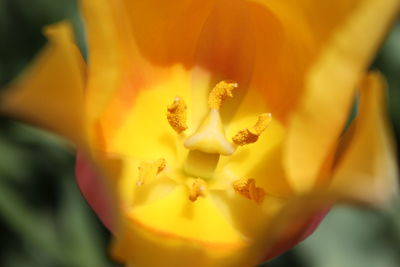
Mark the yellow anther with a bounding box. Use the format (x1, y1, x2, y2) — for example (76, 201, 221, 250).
(167, 97, 188, 134)
(232, 113, 272, 146)
(232, 178, 266, 204)
(137, 158, 166, 186)
(188, 178, 207, 202)
(208, 80, 238, 110)
(155, 158, 166, 173)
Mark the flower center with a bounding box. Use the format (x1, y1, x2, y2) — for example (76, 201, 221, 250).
(164, 81, 271, 201)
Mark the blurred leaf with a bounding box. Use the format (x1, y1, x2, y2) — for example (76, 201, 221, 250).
(0, 122, 118, 267)
(296, 206, 400, 267)
(0, 179, 65, 264)
(374, 21, 400, 144)
(58, 175, 115, 267)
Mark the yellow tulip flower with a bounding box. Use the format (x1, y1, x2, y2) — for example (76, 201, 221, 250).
(1, 0, 399, 266)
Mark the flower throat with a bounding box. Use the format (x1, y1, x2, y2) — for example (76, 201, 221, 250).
(167, 81, 271, 179)
(137, 81, 271, 203)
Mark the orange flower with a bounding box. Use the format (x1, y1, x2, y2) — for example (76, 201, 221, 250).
(1, 0, 399, 266)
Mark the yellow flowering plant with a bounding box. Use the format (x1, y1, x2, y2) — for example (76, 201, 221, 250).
(1, 0, 399, 266)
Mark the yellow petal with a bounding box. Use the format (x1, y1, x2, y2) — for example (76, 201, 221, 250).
(80, 0, 134, 116)
(121, 0, 317, 124)
(255, 0, 362, 46)
(330, 72, 398, 206)
(284, 0, 399, 192)
(197, 0, 311, 123)
(247, 0, 363, 122)
(0, 22, 86, 146)
(109, 65, 191, 159)
(110, 182, 287, 267)
(121, 0, 215, 67)
(81, 0, 213, 149)
(80, 0, 140, 147)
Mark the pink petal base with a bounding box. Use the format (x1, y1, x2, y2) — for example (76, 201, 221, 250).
(75, 152, 115, 230)
(263, 208, 329, 261)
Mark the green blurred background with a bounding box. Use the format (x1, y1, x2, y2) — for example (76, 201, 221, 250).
(0, 1, 399, 266)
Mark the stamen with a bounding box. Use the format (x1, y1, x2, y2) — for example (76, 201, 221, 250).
(188, 178, 207, 202)
(208, 80, 238, 110)
(232, 178, 266, 204)
(232, 113, 272, 146)
(137, 158, 166, 186)
(167, 97, 188, 134)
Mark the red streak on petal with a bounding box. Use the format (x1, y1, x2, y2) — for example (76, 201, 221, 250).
(75, 152, 115, 231)
(263, 207, 330, 261)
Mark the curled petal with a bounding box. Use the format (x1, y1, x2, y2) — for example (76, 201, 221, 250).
(331, 72, 398, 206)
(0, 22, 86, 146)
(284, 0, 399, 193)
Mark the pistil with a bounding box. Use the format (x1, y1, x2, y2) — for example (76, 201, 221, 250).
(184, 109, 235, 155)
(184, 80, 238, 156)
(181, 81, 238, 179)
(183, 150, 220, 179)
(165, 80, 271, 190)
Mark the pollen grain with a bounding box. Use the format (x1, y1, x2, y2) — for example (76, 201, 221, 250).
(188, 178, 207, 202)
(233, 178, 266, 204)
(232, 113, 272, 146)
(167, 97, 188, 134)
(208, 80, 238, 110)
